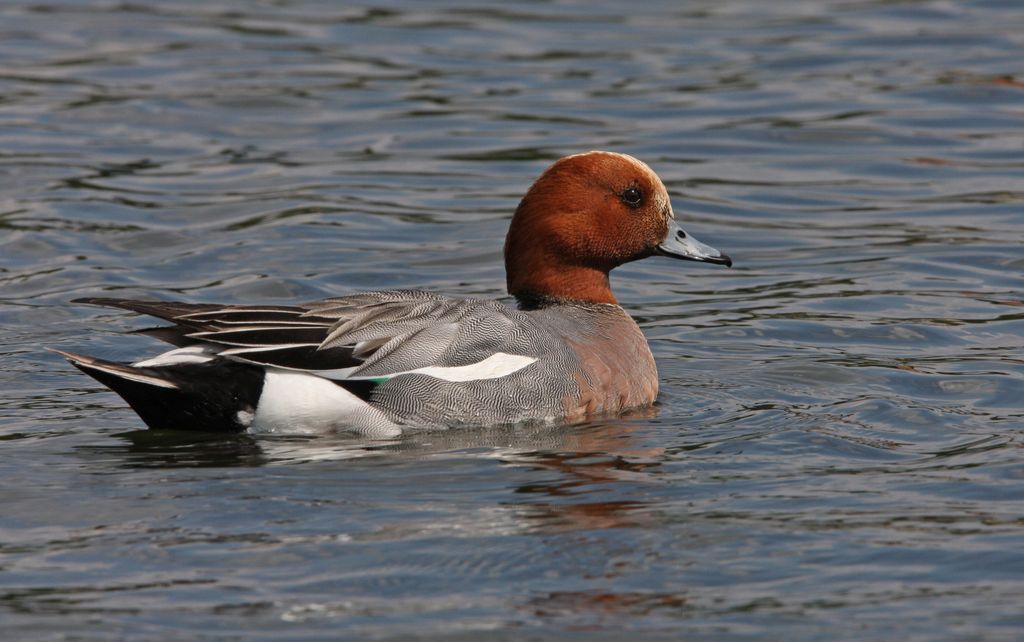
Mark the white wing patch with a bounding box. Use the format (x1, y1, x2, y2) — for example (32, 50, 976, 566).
(312, 352, 537, 383)
(392, 352, 537, 383)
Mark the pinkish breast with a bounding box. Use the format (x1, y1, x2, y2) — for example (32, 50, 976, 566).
(559, 307, 659, 420)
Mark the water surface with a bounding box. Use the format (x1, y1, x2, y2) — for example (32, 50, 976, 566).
(2, 1, 1023, 640)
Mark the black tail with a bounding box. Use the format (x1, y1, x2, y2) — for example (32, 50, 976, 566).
(53, 349, 265, 431)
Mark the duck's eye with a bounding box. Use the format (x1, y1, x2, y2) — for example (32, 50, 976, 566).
(621, 186, 643, 208)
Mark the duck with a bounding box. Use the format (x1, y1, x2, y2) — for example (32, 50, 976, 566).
(55, 151, 732, 436)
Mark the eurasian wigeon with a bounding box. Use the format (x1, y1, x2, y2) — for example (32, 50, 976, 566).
(56, 151, 731, 436)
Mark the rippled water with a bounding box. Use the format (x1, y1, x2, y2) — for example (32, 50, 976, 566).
(3, 1, 1023, 639)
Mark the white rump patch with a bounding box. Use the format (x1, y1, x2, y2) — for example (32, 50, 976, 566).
(134, 346, 216, 368)
(250, 369, 400, 436)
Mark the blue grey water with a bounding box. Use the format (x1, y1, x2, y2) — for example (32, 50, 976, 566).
(2, 1, 1023, 639)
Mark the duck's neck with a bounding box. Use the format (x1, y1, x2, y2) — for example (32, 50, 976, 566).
(507, 258, 618, 309)
(503, 182, 622, 308)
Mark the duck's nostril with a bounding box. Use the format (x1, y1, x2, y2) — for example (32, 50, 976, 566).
(676, 230, 687, 239)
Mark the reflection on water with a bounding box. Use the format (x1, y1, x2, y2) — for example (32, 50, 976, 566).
(2, 0, 1024, 639)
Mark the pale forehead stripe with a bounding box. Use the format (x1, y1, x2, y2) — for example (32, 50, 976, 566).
(568, 151, 672, 217)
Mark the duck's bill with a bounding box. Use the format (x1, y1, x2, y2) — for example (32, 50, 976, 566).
(655, 219, 732, 267)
